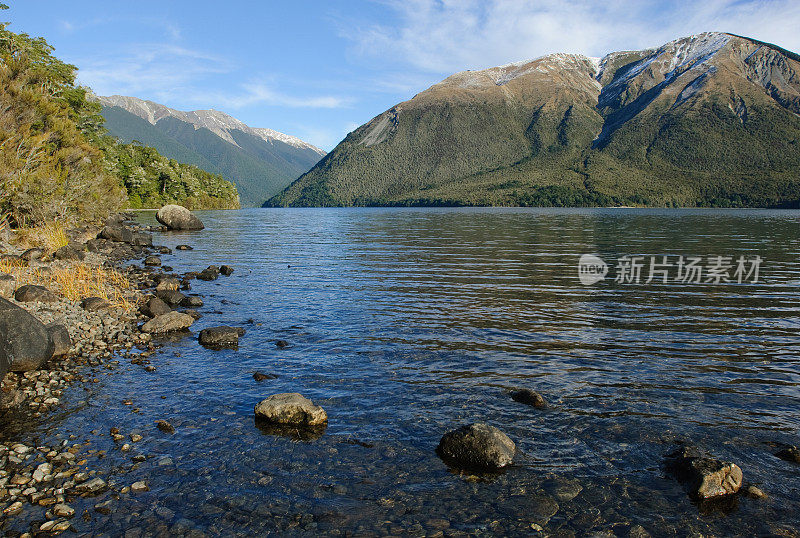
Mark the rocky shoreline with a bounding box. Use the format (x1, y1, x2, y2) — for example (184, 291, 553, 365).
(0, 208, 231, 535)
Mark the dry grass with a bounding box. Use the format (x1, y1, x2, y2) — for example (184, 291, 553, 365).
(0, 259, 138, 310)
(13, 222, 70, 251)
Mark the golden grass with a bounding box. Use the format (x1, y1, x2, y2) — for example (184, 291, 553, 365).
(13, 222, 70, 251)
(0, 259, 138, 310)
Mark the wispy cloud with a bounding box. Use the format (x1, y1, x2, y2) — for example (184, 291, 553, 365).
(343, 0, 800, 74)
(200, 82, 351, 109)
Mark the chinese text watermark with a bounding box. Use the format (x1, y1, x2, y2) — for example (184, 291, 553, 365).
(578, 254, 762, 285)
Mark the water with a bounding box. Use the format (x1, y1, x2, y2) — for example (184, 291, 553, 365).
(7, 208, 800, 535)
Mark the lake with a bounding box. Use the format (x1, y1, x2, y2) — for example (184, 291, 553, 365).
(9, 207, 800, 535)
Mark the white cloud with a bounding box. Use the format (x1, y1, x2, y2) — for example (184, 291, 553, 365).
(344, 0, 800, 74)
(294, 122, 363, 151)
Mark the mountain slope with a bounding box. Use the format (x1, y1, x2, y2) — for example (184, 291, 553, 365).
(98, 96, 325, 206)
(268, 33, 800, 208)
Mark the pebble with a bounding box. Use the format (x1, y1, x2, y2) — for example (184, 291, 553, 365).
(131, 481, 149, 493)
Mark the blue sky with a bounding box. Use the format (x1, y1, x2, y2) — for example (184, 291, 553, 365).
(6, 1, 800, 151)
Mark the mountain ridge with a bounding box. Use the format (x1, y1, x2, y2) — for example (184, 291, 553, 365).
(268, 32, 800, 208)
(96, 95, 325, 206)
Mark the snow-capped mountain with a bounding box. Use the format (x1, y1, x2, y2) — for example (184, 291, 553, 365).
(269, 32, 800, 208)
(97, 95, 325, 206)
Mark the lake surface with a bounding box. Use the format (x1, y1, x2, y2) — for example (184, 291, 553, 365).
(10, 208, 800, 535)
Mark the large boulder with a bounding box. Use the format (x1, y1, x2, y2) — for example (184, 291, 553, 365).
(254, 393, 327, 427)
(666, 447, 743, 499)
(197, 266, 219, 281)
(46, 323, 71, 358)
(199, 326, 244, 348)
(437, 423, 516, 470)
(14, 284, 58, 303)
(141, 311, 194, 334)
(0, 297, 54, 372)
(156, 205, 204, 231)
(155, 289, 186, 307)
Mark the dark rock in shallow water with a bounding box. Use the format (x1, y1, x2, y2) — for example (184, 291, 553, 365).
(254, 393, 328, 427)
(54, 245, 85, 261)
(199, 326, 244, 348)
(0, 297, 55, 372)
(275, 339, 289, 348)
(156, 204, 204, 231)
(155, 420, 175, 433)
(253, 372, 278, 381)
(220, 265, 234, 276)
(14, 284, 58, 303)
(182, 309, 202, 320)
(181, 295, 204, 308)
(159, 246, 172, 254)
(176, 245, 193, 251)
(144, 255, 162, 267)
(141, 311, 194, 334)
(776, 446, 800, 464)
(197, 266, 220, 281)
(46, 322, 71, 358)
(437, 423, 516, 470)
(665, 446, 743, 499)
(510, 388, 547, 408)
(0, 273, 14, 298)
(81, 296, 110, 312)
(140, 296, 171, 318)
(156, 289, 186, 307)
(99, 225, 152, 247)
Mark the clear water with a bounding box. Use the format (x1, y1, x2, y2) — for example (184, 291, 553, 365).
(6, 208, 800, 536)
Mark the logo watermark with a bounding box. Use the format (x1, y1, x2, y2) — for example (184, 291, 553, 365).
(578, 254, 762, 285)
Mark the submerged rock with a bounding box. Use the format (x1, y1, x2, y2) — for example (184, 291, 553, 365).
(510, 388, 547, 408)
(437, 423, 516, 470)
(776, 445, 800, 463)
(220, 265, 234, 276)
(156, 420, 176, 433)
(46, 322, 71, 357)
(144, 255, 162, 266)
(253, 372, 278, 381)
(199, 326, 244, 348)
(254, 393, 328, 427)
(141, 311, 194, 334)
(666, 446, 743, 499)
(0, 296, 54, 372)
(14, 284, 58, 303)
(156, 204, 204, 231)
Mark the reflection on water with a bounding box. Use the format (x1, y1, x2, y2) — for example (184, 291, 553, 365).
(5, 208, 800, 536)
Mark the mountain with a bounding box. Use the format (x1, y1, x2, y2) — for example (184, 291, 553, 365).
(97, 96, 326, 206)
(268, 33, 800, 208)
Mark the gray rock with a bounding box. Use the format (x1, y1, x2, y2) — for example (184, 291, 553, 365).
(99, 225, 152, 246)
(46, 322, 71, 357)
(666, 446, 743, 499)
(144, 255, 162, 266)
(141, 311, 194, 334)
(0, 296, 54, 372)
(54, 245, 85, 261)
(140, 296, 172, 318)
(437, 423, 516, 470)
(75, 477, 107, 495)
(156, 204, 204, 231)
(183, 309, 202, 320)
(254, 393, 328, 426)
(156, 289, 186, 306)
(181, 295, 204, 308)
(0, 273, 14, 298)
(81, 296, 110, 312)
(542, 476, 583, 502)
(14, 284, 58, 303)
(220, 265, 234, 276)
(21, 247, 45, 261)
(155, 278, 180, 292)
(199, 326, 244, 348)
(510, 388, 547, 408)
